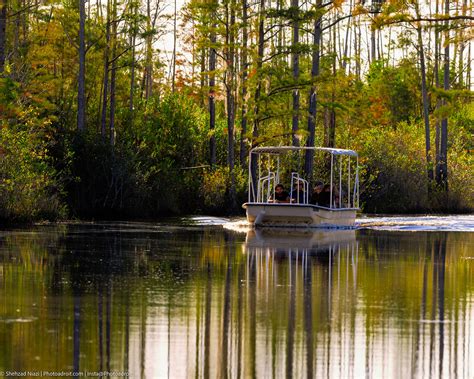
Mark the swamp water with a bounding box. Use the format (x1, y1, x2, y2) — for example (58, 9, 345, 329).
(0, 217, 473, 378)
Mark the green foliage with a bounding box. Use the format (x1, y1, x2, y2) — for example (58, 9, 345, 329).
(440, 103, 474, 211)
(200, 166, 247, 214)
(66, 94, 208, 217)
(366, 59, 419, 125)
(0, 76, 19, 106)
(128, 94, 208, 214)
(357, 121, 430, 213)
(354, 111, 474, 213)
(201, 168, 229, 212)
(0, 80, 66, 222)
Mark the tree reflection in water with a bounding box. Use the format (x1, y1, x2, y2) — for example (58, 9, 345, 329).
(243, 228, 357, 378)
(0, 224, 472, 378)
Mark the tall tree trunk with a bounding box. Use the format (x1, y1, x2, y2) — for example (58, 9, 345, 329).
(253, 0, 265, 141)
(324, 107, 336, 148)
(171, 0, 177, 92)
(101, 0, 111, 140)
(109, 0, 117, 146)
(327, 22, 336, 148)
(415, 2, 433, 182)
(353, 13, 361, 81)
(13, 2, 19, 68)
(226, 0, 237, 210)
(342, 0, 352, 73)
(370, 26, 376, 63)
(21, 0, 26, 45)
(457, 0, 467, 87)
(250, 0, 265, 201)
(129, 3, 136, 128)
(377, 29, 383, 62)
(0, 0, 6, 74)
(239, 0, 248, 166)
(327, 105, 336, 147)
(434, 0, 441, 184)
(438, 0, 450, 190)
(291, 0, 300, 147)
(467, 40, 471, 88)
(77, 0, 86, 131)
(200, 49, 206, 107)
(386, 27, 392, 66)
(208, 1, 217, 167)
(304, 2, 322, 179)
(144, 0, 153, 100)
(277, 0, 284, 65)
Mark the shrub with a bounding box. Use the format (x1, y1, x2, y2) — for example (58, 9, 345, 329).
(357, 121, 430, 213)
(200, 166, 247, 214)
(0, 107, 66, 222)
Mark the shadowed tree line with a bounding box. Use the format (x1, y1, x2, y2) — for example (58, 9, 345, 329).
(0, 0, 473, 222)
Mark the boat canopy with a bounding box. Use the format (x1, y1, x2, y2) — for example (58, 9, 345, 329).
(250, 146, 358, 157)
(247, 145, 359, 210)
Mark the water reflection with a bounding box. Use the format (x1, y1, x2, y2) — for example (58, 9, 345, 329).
(243, 229, 358, 378)
(0, 225, 473, 378)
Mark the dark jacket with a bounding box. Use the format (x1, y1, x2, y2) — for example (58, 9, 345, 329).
(291, 190, 306, 204)
(310, 192, 321, 205)
(317, 191, 331, 207)
(275, 190, 289, 202)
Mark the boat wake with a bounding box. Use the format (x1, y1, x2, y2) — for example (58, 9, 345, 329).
(357, 215, 474, 232)
(223, 220, 252, 233)
(186, 216, 231, 226)
(223, 215, 474, 233)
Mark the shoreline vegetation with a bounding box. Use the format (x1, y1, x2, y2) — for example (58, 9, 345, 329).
(0, 0, 473, 224)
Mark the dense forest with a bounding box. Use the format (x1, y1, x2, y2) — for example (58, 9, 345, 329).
(0, 0, 473, 222)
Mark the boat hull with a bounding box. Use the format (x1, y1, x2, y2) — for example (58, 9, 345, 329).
(243, 203, 357, 228)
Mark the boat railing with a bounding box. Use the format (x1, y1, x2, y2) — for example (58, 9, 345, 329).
(290, 172, 309, 204)
(257, 172, 276, 203)
(247, 146, 359, 210)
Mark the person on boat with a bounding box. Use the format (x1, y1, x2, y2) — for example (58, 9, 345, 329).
(318, 184, 332, 207)
(310, 181, 324, 205)
(334, 187, 342, 208)
(291, 182, 307, 204)
(318, 184, 341, 207)
(269, 184, 290, 203)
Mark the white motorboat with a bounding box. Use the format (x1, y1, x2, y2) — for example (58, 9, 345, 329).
(242, 146, 360, 228)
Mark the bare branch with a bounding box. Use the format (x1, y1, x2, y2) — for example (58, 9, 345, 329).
(378, 15, 474, 28)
